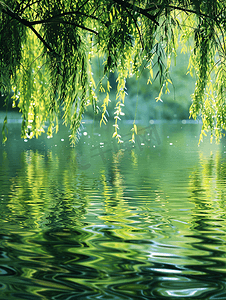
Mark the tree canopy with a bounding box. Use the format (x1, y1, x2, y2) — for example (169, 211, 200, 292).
(0, 0, 225, 143)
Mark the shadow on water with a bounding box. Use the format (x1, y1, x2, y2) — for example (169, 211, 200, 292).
(1, 121, 226, 299)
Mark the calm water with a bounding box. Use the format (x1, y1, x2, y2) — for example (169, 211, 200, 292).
(1, 120, 226, 299)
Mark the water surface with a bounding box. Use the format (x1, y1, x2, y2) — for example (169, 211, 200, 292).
(1, 121, 226, 299)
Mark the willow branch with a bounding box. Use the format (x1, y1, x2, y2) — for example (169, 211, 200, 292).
(112, 0, 159, 26)
(38, 20, 98, 35)
(145, 4, 219, 22)
(1, 6, 98, 54)
(2, 6, 55, 52)
(124, 6, 144, 50)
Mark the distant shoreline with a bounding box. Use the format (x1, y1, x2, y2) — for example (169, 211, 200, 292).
(0, 112, 202, 125)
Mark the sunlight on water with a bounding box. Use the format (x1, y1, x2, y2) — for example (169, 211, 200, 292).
(1, 122, 226, 299)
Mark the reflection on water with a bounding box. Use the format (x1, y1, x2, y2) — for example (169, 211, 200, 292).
(1, 122, 226, 299)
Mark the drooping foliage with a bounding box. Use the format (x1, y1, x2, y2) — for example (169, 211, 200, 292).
(0, 0, 225, 143)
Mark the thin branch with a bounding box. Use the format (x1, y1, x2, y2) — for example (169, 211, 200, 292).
(77, 0, 90, 12)
(167, 5, 218, 21)
(2, 6, 55, 52)
(1, 5, 98, 55)
(145, 4, 219, 22)
(41, 20, 98, 35)
(112, 0, 159, 26)
(123, 6, 144, 50)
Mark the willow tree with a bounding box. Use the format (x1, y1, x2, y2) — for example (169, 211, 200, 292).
(0, 0, 225, 143)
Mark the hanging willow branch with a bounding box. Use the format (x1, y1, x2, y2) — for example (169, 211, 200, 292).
(0, 0, 225, 144)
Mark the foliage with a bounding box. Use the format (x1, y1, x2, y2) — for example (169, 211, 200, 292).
(0, 0, 225, 143)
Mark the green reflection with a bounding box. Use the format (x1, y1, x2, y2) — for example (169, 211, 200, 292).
(1, 149, 89, 231)
(1, 123, 226, 299)
(188, 151, 226, 276)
